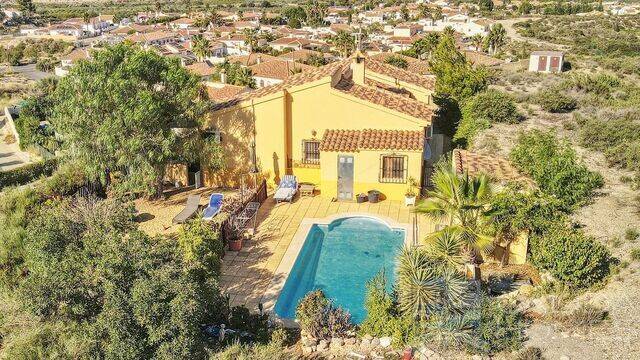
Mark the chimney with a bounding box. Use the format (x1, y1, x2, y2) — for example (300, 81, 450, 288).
(350, 50, 366, 86)
(220, 68, 227, 84)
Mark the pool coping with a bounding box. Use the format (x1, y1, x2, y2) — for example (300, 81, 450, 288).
(260, 212, 413, 328)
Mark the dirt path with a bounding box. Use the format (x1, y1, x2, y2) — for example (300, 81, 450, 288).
(496, 17, 569, 50)
(0, 116, 33, 171)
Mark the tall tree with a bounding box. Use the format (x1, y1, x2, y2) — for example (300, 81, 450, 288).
(191, 34, 211, 61)
(243, 28, 259, 52)
(485, 23, 506, 54)
(304, 0, 327, 27)
(52, 44, 218, 198)
(330, 30, 355, 58)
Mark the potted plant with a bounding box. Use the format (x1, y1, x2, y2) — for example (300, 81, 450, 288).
(404, 177, 418, 206)
(228, 233, 243, 251)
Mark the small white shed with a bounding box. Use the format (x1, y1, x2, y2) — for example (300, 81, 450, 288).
(528, 51, 564, 73)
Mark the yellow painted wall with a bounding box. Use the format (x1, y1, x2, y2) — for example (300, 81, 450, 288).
(320, 150, 423, 201)
(488, 232, 529, 265)
(206, 71, 434, 197)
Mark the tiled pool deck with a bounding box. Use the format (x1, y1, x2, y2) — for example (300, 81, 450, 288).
(219, 195, 435, 310)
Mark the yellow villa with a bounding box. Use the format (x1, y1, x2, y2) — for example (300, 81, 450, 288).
(179, 52, 447, 201)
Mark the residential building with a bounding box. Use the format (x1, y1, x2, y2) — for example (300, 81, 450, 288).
(170, 53, 444, 202)
(55, 48, 91, 76)
(249, 59, 315, 88)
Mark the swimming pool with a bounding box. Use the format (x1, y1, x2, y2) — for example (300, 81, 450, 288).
(273, 216, 405, 324)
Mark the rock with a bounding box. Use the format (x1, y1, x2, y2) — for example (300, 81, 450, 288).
(360, 338, 371, 350)
(317, 339, 328, 351)
(345, 337, 357, 345)
(363, 334, 373, 340)
(371, 337, 380, 347)
(471, 355, 483, 360)
(330, 337, 344, 347)
(302, 346, 314, 355)
(347, 352, 366, 360)
(379, 336, 392, 348)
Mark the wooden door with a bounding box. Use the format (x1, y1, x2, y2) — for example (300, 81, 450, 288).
(538, 56, 547, 71)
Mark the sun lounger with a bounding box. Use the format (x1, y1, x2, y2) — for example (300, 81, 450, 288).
(274, 175, 298, 203)
(172, 194, 201, 224)
(203, 193, 224, 220)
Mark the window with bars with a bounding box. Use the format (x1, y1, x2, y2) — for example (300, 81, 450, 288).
(302, 140, 320, 164)
(380, 155, 407, 183)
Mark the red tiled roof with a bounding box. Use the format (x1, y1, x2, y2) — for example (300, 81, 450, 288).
(186, 62, 216, 76)
(369, 52, 431, 75)
(249, 59, 315, 80)
(320, 129, 424, 152)
(212, 59, 351, 111)
(365, 59, 435, 89)
(206, 84, 247, 101)
(453, 149, 535, 187)
(334, 78, 434, 121)
(227, 53, 280, 66)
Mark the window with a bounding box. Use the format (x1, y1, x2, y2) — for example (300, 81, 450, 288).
(302, 140, 320, 164)
(380, 155, 407, 183)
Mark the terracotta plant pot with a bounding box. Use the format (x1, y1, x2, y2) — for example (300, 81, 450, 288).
(228, 238, 243, 251)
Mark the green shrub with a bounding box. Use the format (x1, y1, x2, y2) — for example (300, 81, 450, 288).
(625, 228, 639, 241)
(529, 225, 613, 288)
(359, 271, 418, 347)
(564, 73, 621, 97)
(178, 217, 224, 278)
(212, 342, 291, 360)
(468, 297, 526, 355)
(295, 290, 353, 340)
(561, 303, 608, 327)
(631, 248, 640, 261)
(510, 130, 603, 209)
(455, 89, 520, 146)
(535, 89, 577, 113)
(516, 347, 544, 360)
(0, 159, 58, 190)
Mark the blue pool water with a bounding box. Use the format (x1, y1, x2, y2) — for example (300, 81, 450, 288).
(274, 217, 405, 323)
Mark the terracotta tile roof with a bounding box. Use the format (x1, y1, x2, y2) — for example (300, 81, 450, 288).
(126, 30, 177, 43)
(249, 59, 315, 81)
(206, 84, 247, 101)
(320, 129, 424, 152)
(62, 48, 90, 62)
(453, 149, 535, 187)
(277, 49, 323, 62)
(365, 59, 435, 89)
(369, 52, 431, 75)
(227, 53, 279, 66)
(463, 51, 502, 67)
(211, 59, 351, 111)
(334, 78, 434, 121)
(364, 78, 413, 98)
(186, 61, 216, 76)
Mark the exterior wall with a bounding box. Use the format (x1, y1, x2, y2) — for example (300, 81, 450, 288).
(164, 164, 188, 186)
(207, 74, 433, 198)
(319, 150, 423, 201)
(528, 54, 564, 73)
(487, 232, 529, 265)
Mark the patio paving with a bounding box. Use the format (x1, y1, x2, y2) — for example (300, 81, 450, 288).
(219, 195, 436, 310)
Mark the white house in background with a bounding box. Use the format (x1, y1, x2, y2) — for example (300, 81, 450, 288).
(2, 8, 21, 20)
(528, 51, 564, 73)
(393, 23, 422, 37)
(248, 59, 315, 88)
(55, 48, 91, 76)
(84, 15, 115, 35)
(219, 35, 250, 55)
(19, 25, 43, 36)
(169, 17, 195, 30)
(358, 10, 385, 24)
(422, 15, 490, 37)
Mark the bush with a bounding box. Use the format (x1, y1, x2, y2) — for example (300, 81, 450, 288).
(359, 271, 418, 347)
(631, 248, 640, 261)
(178, 217, 224, 278)
(468, 297, 526, 355)
(625, 228, 639, 241)
(455, 89, 520, 146)
(535, 89, 577, 113)
(0, 158, 58, 190)
(561, 303, 608, 327)
(529, 225, 613, 288)
(295, 290, 354, 340)
(510, 130, 603, 209)
(516, 347, 544, 360)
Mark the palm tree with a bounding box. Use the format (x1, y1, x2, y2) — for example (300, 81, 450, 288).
(330, 30, 355, 58)
(243, 28, 259, 52)
(415, 166, 494, 264)
(470, 34, 484, 52)
(191, 35, 211, 61)
(486, 23, 506, 54)
(397, 247, 469, 321)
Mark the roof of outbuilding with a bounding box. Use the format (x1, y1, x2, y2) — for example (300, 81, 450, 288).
(453, 149, 535, 187)
(320, 129, 424, 152)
